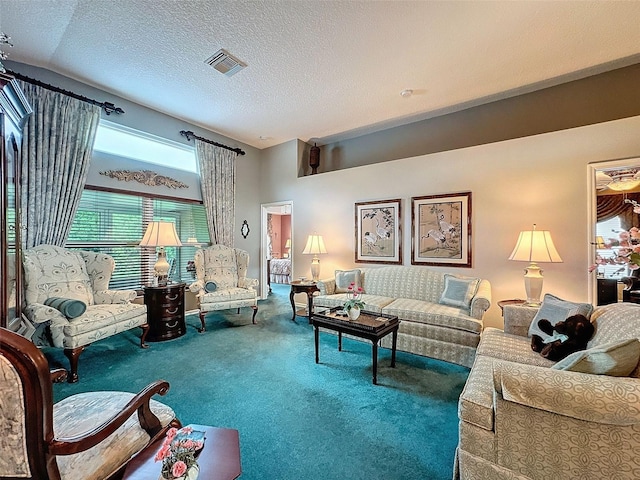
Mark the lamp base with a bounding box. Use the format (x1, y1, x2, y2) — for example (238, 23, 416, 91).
(154, 247, 171, 287)
(523, 262, 544, 306)
(310, 256, 321, 282)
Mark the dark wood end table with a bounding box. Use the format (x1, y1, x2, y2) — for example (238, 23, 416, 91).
(311, 307, 400, 385)
(143, 283, 186, 342)
(123, 424, 241, 480)
(289, 280, 320, 323)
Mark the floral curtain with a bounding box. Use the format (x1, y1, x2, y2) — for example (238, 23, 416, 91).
(18, 81, 100, 248)
(195, 140, 236, 247)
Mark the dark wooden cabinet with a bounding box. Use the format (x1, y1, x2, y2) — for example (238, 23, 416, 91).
(143, 283, 186, 342)
(0, 73, 32, 330)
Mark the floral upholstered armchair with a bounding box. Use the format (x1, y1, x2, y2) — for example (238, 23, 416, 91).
(0, 327, 179, 480)
(189, 244, 259, 331)
(22, 244, 149, 382)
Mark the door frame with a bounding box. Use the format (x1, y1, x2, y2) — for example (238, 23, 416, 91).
(260, 201, 293, 299)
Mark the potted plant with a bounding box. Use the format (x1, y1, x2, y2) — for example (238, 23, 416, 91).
(344, 282, 365, 320)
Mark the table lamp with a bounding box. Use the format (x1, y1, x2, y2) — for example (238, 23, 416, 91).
(508, 224, 562, 306)
(284, 238, 291, 258)
(302, 233, 327, 282)
(139, 221, 183, 286)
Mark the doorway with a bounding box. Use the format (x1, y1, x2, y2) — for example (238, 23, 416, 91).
(588, 157, 640, 304)
(260, 201, 293, 299)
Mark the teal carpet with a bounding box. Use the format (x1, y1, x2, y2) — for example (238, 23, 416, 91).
(46, 283, 469, 480)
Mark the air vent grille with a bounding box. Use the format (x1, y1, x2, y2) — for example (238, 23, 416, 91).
(205, 49, 247, 77)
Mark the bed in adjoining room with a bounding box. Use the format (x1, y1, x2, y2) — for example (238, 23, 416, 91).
(268, 258, 291, 285)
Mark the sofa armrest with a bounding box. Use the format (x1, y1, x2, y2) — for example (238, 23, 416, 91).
(493, 360, 640, 425)
(316, 278, 336, 295)
(469, 279, 491, 319)
(503, 304, 538, 337)
(93, 289, 137, 304)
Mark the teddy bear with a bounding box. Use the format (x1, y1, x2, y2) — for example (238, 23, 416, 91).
(531, 314, 595, 361)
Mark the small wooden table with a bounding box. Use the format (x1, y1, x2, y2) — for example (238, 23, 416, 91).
(143, 283, 186, 342)
(289, 280, 320, 322)
(123, 424, 241, 480)
(311, 307, 400, 385)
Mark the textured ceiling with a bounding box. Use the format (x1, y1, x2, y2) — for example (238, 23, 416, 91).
(1, 1, 640, 149)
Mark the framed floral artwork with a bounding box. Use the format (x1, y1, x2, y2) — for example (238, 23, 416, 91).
(355, 199, 402, 264)
(411, 191, 472, 267)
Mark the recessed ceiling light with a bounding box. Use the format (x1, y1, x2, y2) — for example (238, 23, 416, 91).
(259, 135, 270, 141)
(400, 89, 413, 98)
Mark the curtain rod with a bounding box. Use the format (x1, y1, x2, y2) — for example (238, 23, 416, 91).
(180, 130, 245, 156)
(8, 70, 125, 115)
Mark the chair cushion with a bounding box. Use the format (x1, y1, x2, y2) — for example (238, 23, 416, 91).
(0, 357, 30, 477)
(54, 391, 175, 480)
(528, 294, 593, 340)
(201, 287, 256, 303)
(61, 303, 148, 337)
(553, 338, 640, 376)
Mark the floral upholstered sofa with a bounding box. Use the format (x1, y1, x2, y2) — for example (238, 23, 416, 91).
(314, 266, 492, 367)
(455, 300, 640, 480)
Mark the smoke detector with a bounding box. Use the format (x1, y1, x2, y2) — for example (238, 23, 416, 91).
(205, 49, 247, 77)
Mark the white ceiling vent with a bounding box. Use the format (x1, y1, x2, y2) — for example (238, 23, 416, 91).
(205, 49, 247, 77)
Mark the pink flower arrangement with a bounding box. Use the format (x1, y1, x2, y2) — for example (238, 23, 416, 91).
(590, 227, 640, 273)
(155, 426, 204, 479)
(344, 282, 365, 312)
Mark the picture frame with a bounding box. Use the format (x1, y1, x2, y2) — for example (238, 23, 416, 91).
(355, 199, 402, 264)
(411, 192, 472, 267)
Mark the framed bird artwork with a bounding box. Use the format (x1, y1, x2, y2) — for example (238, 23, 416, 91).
(355, 199, 402, 264)
(411, 192, 472, 267)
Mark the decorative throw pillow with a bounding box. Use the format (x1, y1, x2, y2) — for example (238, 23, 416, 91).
(44, 297, 87, 319)
(335, 269, 363, 294)
(204, 281, 218, 293)
(528, 294, 594, 340)
(552, 338, 640, 376)
(438, 274, 480, 309)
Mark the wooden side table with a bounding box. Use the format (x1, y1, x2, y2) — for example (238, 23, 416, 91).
(123, 424, 241, 480)
(143, 283, 186, 342)
(289, 280, 319, 322)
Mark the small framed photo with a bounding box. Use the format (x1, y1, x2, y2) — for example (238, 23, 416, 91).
(355, 199, 402, 264)
(411, 192, 472, 267)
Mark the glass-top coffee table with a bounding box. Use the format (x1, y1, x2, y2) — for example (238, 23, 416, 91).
(311, 307, 400, 385)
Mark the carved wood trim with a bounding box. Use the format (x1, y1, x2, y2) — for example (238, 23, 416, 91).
(99, 169, 189, 189)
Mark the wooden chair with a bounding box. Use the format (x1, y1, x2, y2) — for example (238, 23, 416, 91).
(0, 327, 180, 480)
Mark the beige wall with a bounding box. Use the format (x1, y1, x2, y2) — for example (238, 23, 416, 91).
(260, 116, 640, 329)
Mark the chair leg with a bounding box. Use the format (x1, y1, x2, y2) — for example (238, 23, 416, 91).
(237, 308, 240, 314)
(140, 323, 150, 348)
(63, 346, 86, 383)
(252, 305, 258, 324)
(198, 311, 206, 333)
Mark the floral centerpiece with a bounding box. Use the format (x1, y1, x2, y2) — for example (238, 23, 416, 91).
(155, 426, 205, 480)
(344, 282, 365, 320)
(590, 227, 640, 275)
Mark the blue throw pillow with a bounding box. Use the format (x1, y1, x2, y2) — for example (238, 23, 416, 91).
(205, 281, 218, 293)
(528, 294, 594, 340)
(44, 297, 87, 319)
(439, 274, 480, 309)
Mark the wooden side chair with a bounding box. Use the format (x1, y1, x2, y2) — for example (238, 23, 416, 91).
(189, 244, 259, 331)
(0, 327, 180, 480)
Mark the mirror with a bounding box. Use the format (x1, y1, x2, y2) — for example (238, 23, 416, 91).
(588, 157, 640, 306)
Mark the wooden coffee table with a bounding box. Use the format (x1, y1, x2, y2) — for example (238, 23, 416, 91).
(311, 307, 400, 385)
(123, 424, 241, 480)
